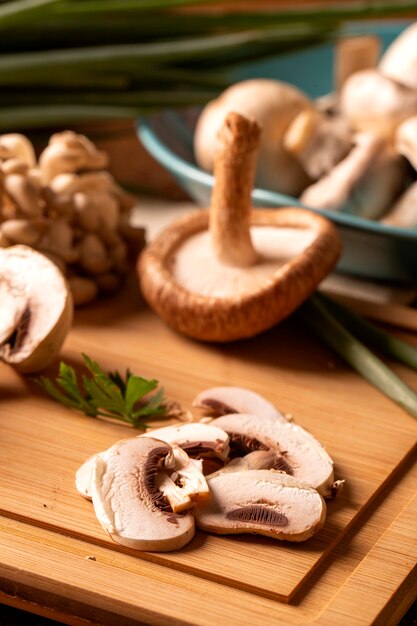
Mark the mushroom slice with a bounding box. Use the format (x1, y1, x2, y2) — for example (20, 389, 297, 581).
(90, 437, 195, 551)
(0, 245, 73, 373)
(139, 113, 341, 342)
(142, 422, 230, 461)
(194, 470, 326, 542)
(169, 445, 210, 502)
(193, 386, 288, 423)
(208, 450, 278, 477)
(210, 413, 335, 498)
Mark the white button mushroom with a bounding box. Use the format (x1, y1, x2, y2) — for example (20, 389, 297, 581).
(194, 78, 312, 195)
(0, 245, 73, 373)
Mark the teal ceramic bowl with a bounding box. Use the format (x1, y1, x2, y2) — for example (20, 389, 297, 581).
(138, 22, 417, 284)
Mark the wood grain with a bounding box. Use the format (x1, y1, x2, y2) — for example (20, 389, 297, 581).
(0, 279, 416, 624)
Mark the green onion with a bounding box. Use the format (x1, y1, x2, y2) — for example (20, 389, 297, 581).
(297, 295, 417, 419)
(0, 1, 411, 129)
(316, 293, 417, 372)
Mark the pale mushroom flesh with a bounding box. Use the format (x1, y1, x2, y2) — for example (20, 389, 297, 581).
(0, 245, 73, 372)
(210, 412, 336, 498)
(90, 437, 195, 551)
(194, 470, 327, 542)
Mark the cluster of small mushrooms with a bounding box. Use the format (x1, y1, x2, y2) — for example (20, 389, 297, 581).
(76, 386, 343, 551)
(193, 22, 417, 227)
(0, 130, 144, 306)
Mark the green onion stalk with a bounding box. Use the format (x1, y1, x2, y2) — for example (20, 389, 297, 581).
(0, 0, 415, 129)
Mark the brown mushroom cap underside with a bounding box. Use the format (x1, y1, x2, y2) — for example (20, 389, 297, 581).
(138, 207, 341, 342)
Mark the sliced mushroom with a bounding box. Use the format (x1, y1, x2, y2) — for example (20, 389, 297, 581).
(194, 79, 312, 195)
(208, 450, 278, 477)
(142, 422, 230, 461)
(76, 423, 225, 499)
(193, 386, 288, 423)
(0, 245, 73, 373)
(139, 112, 341, 342)
(194, 470, 326, 542)
(209, 413, 336, 498)
(90, 437, 195, 551)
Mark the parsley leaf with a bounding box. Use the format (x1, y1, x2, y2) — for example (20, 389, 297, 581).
(36, 353, 167, 428)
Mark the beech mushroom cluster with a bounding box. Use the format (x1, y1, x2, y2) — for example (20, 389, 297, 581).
(0, 245, 72, 373)
(139, 112, 340, 342)
(0, 131, 144, 305)
(77, 386, 343, 551)
(192, 22, 417, 227)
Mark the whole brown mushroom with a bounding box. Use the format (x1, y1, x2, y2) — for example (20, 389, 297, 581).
(138, 112, 341, 342)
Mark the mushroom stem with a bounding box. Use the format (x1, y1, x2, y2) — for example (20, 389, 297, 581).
(210, 112, 260, 267)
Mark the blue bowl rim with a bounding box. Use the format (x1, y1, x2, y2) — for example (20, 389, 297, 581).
(137, 117, 417, 242)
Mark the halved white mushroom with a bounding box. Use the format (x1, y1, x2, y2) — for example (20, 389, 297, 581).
(193, 386, 288, 423)
(0, 245, 73, 373)
(209, 413, 336, 498)
(90, 437, 195, 551)
(194, 470, 326, 542)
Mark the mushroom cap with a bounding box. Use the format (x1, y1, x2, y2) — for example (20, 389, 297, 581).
(138, 207, 341, 342)
(340, 69, 417, 139)
(194, 79, 312, 195)
(379, 22, 417, 91)
(90, 437, 195, 551)
(0, 245, 73, 373)
(193, 386, 288, 422)
(194, 469, 326, 542)
(209, 412, 335, 497)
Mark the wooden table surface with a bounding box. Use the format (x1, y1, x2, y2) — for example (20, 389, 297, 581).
(0, 197, 416, 625)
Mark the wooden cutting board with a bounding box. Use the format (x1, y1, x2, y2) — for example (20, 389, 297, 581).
(0, 279, 416, 626)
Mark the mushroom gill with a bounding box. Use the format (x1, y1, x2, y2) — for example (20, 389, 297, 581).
(192, 386, 288, 422)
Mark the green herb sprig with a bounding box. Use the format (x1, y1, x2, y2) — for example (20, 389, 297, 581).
(37, 353, 166, 428)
